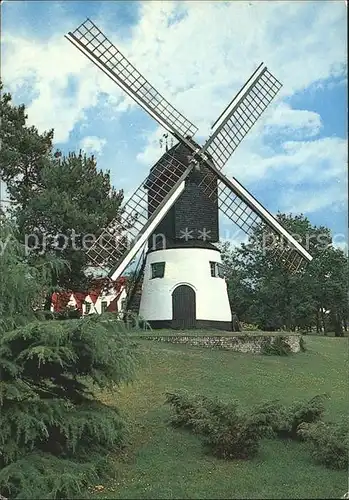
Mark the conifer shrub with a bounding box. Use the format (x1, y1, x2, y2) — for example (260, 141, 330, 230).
(200, 400, 274, 459)
(165, 391, 212, 433)
(0, 314, 137, 499)
(270, 394, 328, 440)
(165, 392, 274, 459)
(298, 418, 349, 470)
(0, 220, 137, 498)
(165, 392, 331, 461)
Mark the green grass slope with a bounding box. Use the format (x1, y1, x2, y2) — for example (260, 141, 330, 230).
(96, 335, 348, 499)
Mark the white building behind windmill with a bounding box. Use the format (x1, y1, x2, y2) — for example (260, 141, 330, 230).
(82, 283, 128, 315)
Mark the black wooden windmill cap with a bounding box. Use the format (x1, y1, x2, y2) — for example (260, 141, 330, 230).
(144, 138, 215, 190)
(144, 139, 219, 251)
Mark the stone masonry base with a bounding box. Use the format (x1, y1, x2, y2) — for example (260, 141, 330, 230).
(138, 334, 302, 354)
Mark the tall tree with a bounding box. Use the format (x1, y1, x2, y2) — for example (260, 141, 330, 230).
(222, 214, 348, 334)
(0, 82, 53, 212)
(16, 151, 123, 292)
(307, 246, 348, 336)
(0, 83, 124, 295)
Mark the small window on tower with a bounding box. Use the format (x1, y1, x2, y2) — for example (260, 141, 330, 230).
(85, 302, 91, 314)
(209, 261, 216, 277)
(210, 261, 224, 278)
(217, 263, 225, 278)
(151, 262, 165, 279)
(101, 301, 108, 313)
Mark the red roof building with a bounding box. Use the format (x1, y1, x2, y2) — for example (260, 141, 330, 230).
(51, 277, 128, 315)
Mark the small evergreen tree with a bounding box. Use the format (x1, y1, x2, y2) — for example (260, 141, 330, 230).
(0, 219, 137, 499)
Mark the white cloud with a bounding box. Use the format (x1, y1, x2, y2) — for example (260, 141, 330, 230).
(79, 136, 106, 155)
(234, 136, 347, 185)
(1, 32, 126, 142)
(136, 128, 179, 165)
(2, 1, 346, 143)
(219, 227, 249, 248)
(225, 135, 347, 215)
(265, 103, 322, 138)
(123, 188, 136, 204)
(332, 239, 348, 256)
(124, 0, 346, 126)
(128, 0, 347, 218)
(280, 182, 347, 215)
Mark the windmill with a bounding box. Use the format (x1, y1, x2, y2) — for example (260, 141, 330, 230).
(65, 18, 312, 330)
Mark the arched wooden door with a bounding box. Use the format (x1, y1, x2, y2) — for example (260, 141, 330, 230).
(172, 285, 196, 329)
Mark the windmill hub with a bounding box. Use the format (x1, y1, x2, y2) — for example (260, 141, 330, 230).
(191, 158, 201, 171)
(66, 18, 313, 331)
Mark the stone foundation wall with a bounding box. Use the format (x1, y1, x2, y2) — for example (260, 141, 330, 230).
(140, 334, 301, 354)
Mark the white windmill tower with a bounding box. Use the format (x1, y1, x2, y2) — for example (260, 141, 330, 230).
(66, 19, 312, 330)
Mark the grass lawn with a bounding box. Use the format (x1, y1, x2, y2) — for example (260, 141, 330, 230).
(95, 335, 348, 499)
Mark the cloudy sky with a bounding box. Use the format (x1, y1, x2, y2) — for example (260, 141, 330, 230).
(1, 0, 347, 249)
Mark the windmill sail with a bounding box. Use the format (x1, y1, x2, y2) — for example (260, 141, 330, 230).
(65, 18, 198, 140)
(201, 168, 312, 271)
(87, 153, 193, 280)
(200, 64, 282, 170)
(194, 65, 283, 214)
(66, 18, 312, 274)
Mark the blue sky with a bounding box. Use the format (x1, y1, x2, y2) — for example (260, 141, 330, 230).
(1, 0, 348, 250)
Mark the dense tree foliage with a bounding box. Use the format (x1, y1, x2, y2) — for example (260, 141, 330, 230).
(0, 82, 54, 211)
(221, 214, 348, 335)
(0, 216, 65, 331)
(0, 219, 137, 499)
(0, 82, 123, 295)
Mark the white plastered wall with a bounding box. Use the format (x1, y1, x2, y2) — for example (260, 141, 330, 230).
(89, 286, 128, 315)
(82, 295, 97, 315)
(139, 247, 232, 322)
